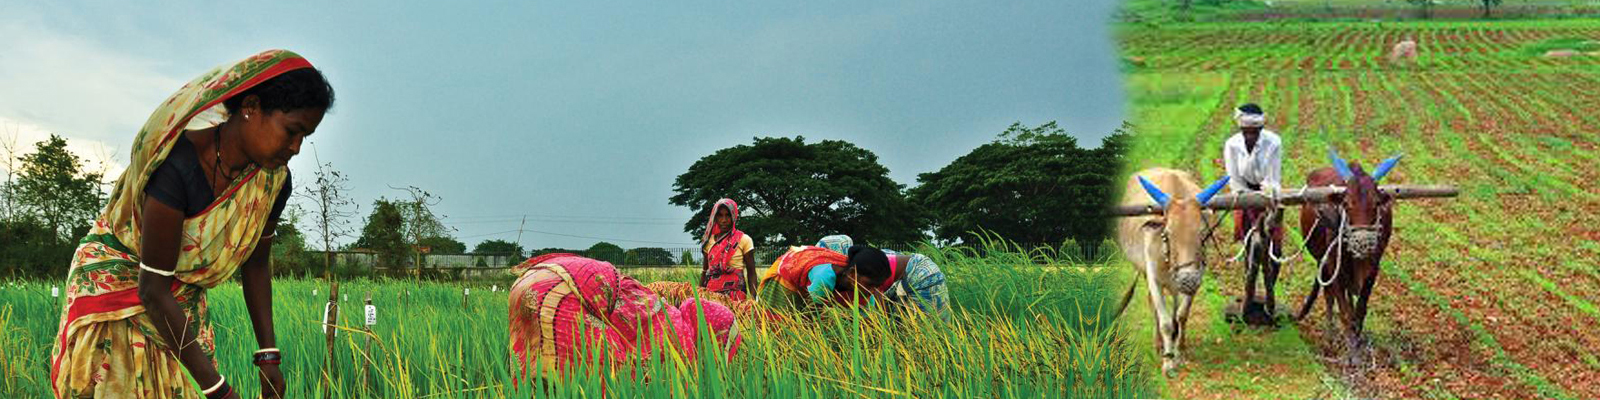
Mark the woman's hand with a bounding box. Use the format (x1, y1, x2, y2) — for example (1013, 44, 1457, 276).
(243, 223, 283, 398)
(258, 363, 286, 398)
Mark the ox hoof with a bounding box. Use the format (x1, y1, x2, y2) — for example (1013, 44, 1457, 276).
(1225, 295, 1286, 328)
(1161, 354, 1180, 377)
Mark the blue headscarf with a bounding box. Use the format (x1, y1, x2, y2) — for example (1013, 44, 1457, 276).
(816, 234, 854, 254)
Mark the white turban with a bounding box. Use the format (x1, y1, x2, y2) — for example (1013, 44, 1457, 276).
(1234, 109, 1266, 128)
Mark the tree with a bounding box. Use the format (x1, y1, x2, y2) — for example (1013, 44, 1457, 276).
(679, 249, 696, 265)
(585, 242, 625, 265)
(1479, 0, 1501, 18)
(354, 199, 409, 269)
(0, 217, 73, 277)
(297, 160, 359, 278)
(1, 124, 20, 223)
(268, 205, 314, 277)
(530, 247, 578, 258)
(389, 186, 454, 276)
(909, 122, 1123, 258)
(623, 247, 674, 266)
(418, 235, 466, 254)
(670, 136, 927, 248)
(12, 134, 105, 242)
(1406, 0, 1434, 18)
(473, 239, 525, 258)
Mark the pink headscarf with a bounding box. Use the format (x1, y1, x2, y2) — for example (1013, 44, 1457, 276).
(703, 198, 743, 251)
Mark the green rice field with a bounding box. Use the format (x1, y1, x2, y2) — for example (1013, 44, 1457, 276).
(0, 238, 1151, 398)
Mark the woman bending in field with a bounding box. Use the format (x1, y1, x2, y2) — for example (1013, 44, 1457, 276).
(51, 50, 331, 399)
(837, 240, 950, 320)
(509, 254, 742, 381)
(758, 235, 949, 320)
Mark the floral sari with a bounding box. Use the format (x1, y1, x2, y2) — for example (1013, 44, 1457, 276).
(700, 198, 749, 299)
(50, 50, 307, 399)
(508, 254, 741, 383)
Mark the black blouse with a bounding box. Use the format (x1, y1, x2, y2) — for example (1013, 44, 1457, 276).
(143, 134, 290, 232)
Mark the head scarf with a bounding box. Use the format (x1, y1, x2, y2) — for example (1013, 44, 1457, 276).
(816, 234, 854, 254)
(702, 198, 746, 268)
(1235, 104, 1266, 128)
(702, 198, 740, 244)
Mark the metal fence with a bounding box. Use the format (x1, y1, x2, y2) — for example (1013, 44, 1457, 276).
(302, 240, 1114, 280)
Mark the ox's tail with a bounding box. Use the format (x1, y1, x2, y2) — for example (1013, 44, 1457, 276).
(1112, 277, 1139, 320)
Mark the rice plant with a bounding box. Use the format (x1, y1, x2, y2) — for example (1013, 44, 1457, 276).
(0, 237, 1151, 398)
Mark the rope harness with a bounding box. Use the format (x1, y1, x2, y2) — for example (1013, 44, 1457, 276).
(1152, 215, 1206, 297)
(1316, 208, 1347, 287)
(1218, 185, 1385, 288)
(1313, 193, 1388, 287)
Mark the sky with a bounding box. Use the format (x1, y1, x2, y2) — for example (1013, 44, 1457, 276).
(0, 1, 1126, 251)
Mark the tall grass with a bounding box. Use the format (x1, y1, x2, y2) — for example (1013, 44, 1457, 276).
(0, 238, 1150, 398)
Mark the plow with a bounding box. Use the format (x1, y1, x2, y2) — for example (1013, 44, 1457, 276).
(1112, 158, 1460, 331)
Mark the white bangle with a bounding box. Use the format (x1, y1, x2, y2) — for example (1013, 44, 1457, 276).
(139, 263, 175, 277)
(255, 348, 280, 354)
(201, 376, 226, 395)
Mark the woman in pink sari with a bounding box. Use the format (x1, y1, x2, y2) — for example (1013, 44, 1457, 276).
(699, 198, 757, 300)
(508, 253, 741, 381)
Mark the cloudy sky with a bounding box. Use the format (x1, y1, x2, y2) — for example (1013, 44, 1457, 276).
(0, 1, 1126, 250)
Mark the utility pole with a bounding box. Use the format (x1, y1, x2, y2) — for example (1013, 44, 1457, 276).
(515, 215, 526, 258)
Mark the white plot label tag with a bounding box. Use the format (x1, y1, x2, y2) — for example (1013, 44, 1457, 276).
(464, 288, 470, 296)
(51, 286, 59, 298)
(322, 302, 335, 336)
(365, 305, 377, 327)
(491, 284, 497, 292)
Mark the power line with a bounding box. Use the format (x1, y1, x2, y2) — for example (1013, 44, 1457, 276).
(444, 212, 682, 222)
(443, 218, 680, 226)
(457, 228, 695, 247)
(457, 229, 522, 239)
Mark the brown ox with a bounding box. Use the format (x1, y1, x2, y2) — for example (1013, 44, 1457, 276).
(1296, 150, 1402, 344)
(1114, 168, 1229, 377)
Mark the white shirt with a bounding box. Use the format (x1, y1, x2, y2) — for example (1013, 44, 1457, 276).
(1223, 129, 1283, 192)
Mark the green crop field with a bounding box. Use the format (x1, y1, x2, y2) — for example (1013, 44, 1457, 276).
(0, 239, 1152, 398)
(1117, 17, 1600, 399)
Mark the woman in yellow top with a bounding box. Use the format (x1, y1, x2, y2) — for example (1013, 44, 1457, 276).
(699, 198, 756, 300)
(50, 50, 333, 399)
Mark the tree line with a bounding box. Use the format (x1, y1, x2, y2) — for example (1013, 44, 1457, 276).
(2, 121, 1125, 278)
(670, 121, 1126, 260)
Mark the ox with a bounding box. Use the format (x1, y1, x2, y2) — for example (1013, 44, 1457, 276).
(1113, 168, 1229, 377)
(1296, 150, 1402, 345)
